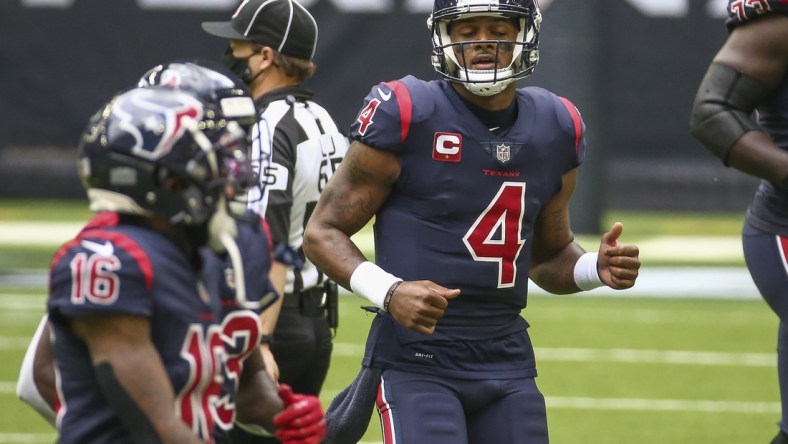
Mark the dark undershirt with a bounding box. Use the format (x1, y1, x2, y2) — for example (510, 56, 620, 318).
(454, 89, 519, 136)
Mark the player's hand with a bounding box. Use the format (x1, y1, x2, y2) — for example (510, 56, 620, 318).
(597, 222, 640, 289)
(260, 344, 279, 382)
(387, 280, 461, 335)
(273, 384, 326, 444)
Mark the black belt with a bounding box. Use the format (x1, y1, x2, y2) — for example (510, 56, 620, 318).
(282, 286, 325, 317)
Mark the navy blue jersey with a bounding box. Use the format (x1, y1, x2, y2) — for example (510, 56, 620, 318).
(49, 213, 274, 444)
(201, 211, 277, 319)
(727, 0, 788, 235)
(200, 211, 277, 442)
(349, 77, 585, 378)
(726, 0, 788, 29)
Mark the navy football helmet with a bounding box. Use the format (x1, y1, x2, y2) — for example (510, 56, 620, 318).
(428, 0, 541, 96)
(138, 59, 258, 132)
(78, 86, 254, 228)
(138, 59, 266, 206)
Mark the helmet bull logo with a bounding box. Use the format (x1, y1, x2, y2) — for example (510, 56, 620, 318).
(114, 89, 204, 161)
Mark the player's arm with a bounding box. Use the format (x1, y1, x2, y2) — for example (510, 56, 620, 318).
(690, 13, 788, 185)
(529, 169, 586, 294)
(304, 141, 460, 335)
(31, 320, 58, 410)
(235, 347, 283, 433)
(236, 348, 326, 442)
(303, 140, 399, 289)
(258, 260, 285, 382)
(529, 169, 639, 293)
(17, 315, 57, 426)
(71, 314, 203, 444)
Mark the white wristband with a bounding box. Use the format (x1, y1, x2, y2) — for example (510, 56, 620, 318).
(350, 261, 402, 309)
(573, 252, 604, 291)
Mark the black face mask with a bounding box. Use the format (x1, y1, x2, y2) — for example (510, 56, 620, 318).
(222, 45, 254, 84)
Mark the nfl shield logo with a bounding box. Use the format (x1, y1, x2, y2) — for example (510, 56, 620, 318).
(496, 143, 511, 164)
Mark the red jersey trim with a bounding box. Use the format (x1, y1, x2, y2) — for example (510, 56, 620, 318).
(385, 80, 413, 143)
(558, 97, 582, 155)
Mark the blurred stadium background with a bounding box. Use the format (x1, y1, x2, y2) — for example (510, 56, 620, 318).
(0, 0, 777, 443)
(0, 0, 758, 227)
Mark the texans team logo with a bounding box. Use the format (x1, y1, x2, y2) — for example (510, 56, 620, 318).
(113, 89, 204, 161)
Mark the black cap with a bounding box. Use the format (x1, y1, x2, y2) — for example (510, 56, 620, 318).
(202, 0, 317, 60)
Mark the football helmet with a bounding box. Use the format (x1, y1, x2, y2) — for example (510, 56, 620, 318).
(428, 0, 542, 96)
(78, 86, 254, 231)
(138, 59, 265, 207)
(138, 59, 258, 132)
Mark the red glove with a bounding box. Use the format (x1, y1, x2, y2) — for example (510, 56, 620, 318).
(273, 384, 326, 444)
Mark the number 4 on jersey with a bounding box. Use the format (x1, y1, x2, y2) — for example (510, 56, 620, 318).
(462, 182, 526, 288)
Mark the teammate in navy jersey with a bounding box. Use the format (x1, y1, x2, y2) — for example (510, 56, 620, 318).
(18, 61, 327, 444)
(303, 1, 641, 443)
(690, 2, 788, 442)
(32, 84, 325, 444)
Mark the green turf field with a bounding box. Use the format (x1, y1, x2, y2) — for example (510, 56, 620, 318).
(0, 200, 778, 443)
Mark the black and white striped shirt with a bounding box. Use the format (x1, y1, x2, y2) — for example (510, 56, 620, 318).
(248, 86, 349, 294)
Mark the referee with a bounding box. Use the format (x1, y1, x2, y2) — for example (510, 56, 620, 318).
(203, 1, 348, 442)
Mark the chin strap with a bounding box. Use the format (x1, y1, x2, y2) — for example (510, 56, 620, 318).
(219, 231, 249, 310)
(211, 197, 276, 311)
(207, 198, 238, 253)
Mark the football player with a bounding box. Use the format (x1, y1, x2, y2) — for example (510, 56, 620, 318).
(303, 0, 641, 443)
(689, 1, 788, 442)
(17, 63, 325, 443)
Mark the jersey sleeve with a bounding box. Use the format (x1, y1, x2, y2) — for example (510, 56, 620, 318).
(556, 96, 587, 168)
(726, 0, 788, 29)
(349, 80, 414, 152)
(47, 230, 154, 320)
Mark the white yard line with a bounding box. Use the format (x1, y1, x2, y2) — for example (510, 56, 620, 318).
(332, 343, 775, 367)
(0, 337, 34, 349)
(0, 222, 82, 246)
(0, 435, 57, 444)
(536, 347, 775, 367)
(545, 396, 779, 414)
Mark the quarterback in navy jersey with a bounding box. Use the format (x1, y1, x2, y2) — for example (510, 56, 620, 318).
(304, 1, 641, 443)
(690, 1, 788, 442)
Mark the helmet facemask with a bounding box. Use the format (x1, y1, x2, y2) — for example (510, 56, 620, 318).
(428, 1, 541, 96)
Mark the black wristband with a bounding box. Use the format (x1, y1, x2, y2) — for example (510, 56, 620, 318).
(260, 334, 274, 345)
(781, 172, 788, 191)
(383, 281, 402, 312)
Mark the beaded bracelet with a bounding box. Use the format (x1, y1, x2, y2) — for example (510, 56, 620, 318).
(383, 281, 403, 312)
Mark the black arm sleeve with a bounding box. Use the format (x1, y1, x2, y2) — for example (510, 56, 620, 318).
(689, 62, 770, 164)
